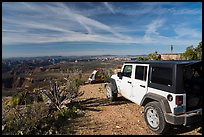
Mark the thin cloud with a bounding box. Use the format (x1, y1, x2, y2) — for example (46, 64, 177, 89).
(174, 26, 201, 38)
(143, 19, 165, 42)
(2, 2, 202, 57)
(103, 2, 115, 14)
(171, 8, 201, 15)
(146, 19, 164, 34)
(3, 2, 135, 45)
(112, 3, 201, 16)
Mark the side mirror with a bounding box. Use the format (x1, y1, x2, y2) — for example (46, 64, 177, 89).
(117, 72, 123, 79)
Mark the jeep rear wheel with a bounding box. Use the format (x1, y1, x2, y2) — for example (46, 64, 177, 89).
(144, 101, 169, 134)
(105, 83, 117, 101)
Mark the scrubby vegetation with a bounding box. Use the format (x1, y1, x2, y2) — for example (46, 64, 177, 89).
(148, 51, 161, 60)
(2, 70, 84, 135)
(180, 41, 202, 60)
(2, 60, 122, 97)
(2, 101, 81, 135)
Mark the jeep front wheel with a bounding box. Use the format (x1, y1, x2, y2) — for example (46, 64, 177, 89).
(144, 101, 169, 134)
(105, 83, 117, 101)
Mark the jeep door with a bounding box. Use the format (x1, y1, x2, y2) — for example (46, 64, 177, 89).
(131, 64, 149, 104)
(118, 64, 133, 99)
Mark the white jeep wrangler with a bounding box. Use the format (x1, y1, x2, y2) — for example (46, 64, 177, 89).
(105, 60, 202, 134)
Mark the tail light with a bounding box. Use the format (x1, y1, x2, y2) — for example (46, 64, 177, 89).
(176, 96, 183, 106)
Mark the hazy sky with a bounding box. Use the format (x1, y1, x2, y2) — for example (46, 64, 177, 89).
(2, 2, 202, 58)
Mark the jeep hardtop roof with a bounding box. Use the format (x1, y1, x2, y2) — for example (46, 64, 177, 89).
(125, 60, 201, 66)
(124, 60, 201, 94)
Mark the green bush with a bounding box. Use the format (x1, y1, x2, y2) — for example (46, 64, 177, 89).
(3, 102, 47, 135)
(2, 101, 81, 135)
(9, 91, 43, 108)
(3, 69, 84, 135)
(181, 42, 202, 60)
(9, 96, 20, 107)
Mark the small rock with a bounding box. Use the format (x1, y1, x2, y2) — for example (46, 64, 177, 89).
(67, 118, 72, 121)
(2, 125, 5, 131)
(17, 130, 23, 135)
(116, 125, 121, 129)
(77, 111, 85, 116)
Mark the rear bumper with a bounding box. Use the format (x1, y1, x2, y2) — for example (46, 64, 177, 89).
(165, 108, 202, 125)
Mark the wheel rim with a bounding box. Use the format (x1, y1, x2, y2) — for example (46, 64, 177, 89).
(146, 108, 159, 128)
(106, 84, 112, 98)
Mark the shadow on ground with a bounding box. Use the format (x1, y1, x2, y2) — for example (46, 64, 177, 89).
(164, 121, 202, 135)
(70, 96, 202, 135)
(72, 96, 132, 112)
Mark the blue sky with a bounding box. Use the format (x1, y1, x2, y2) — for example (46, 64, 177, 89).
(2, 2, 202, 58)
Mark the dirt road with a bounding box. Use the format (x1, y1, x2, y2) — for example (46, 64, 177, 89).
(69, 83, 202, 135)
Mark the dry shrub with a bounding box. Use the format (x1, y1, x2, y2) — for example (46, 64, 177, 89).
(2, 69, 84, 135)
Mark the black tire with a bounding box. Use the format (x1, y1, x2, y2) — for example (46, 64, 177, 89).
(105, 82, 117, 101)
(90, 80, 96, 84)
(144, 101, 169, 134)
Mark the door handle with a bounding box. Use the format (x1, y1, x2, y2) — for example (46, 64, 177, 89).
(128, 81, 132, 84)
(140, 85, 145, 88)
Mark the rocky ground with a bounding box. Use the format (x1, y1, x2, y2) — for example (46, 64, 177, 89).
(69, 83, 202, 135)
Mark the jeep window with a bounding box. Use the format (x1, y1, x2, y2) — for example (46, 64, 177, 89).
(150, 67, 172, 86)
(183, 62, 202, 94)
(123, 65, 132, 78)
(135, 66, 147, 81)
